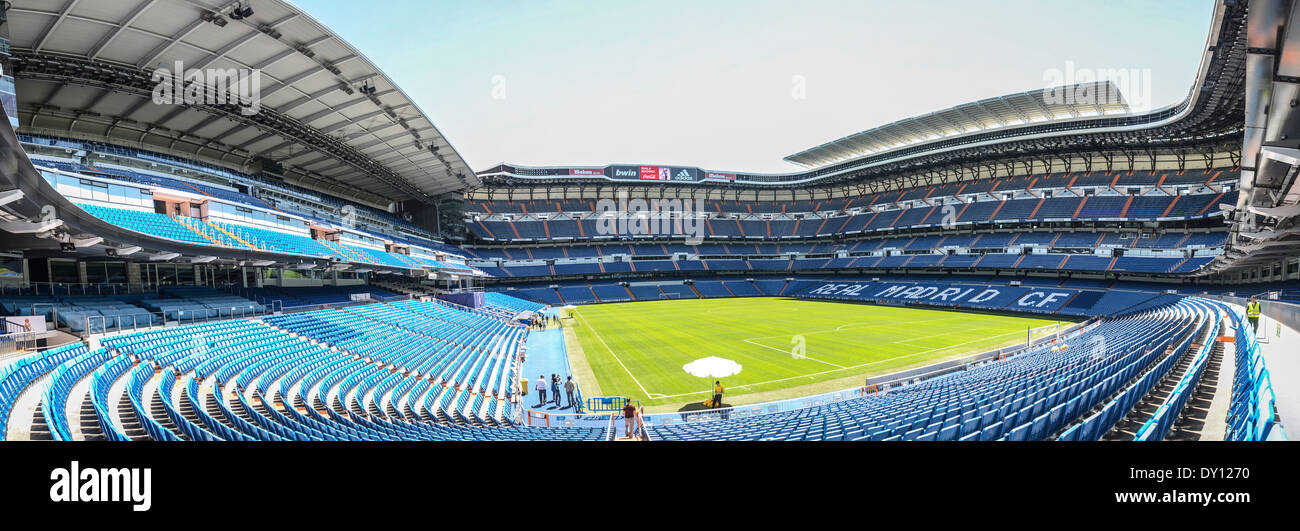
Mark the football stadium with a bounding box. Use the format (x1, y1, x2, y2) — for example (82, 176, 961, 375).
(0, 0, 1292, 459)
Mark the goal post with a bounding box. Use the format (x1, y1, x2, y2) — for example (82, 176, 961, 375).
(1026, 322, 1062, 347)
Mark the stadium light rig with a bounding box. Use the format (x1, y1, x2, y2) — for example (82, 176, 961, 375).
(230, 2, 255, 20)
(200, 10, 228, 27)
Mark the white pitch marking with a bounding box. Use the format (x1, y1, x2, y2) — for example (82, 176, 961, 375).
(575, 310, 654, 398)
(648, 328, 1030, 400)
(740, 338, 846, 369)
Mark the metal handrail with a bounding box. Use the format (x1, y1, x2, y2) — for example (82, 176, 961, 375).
(0, 281, 147, 296)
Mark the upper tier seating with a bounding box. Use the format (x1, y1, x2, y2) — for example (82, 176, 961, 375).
(485, 250, 1215, 278)
(467, 170, 1238, 215)
(24, 133, 442, 240)
(77, 203, 213, 245)
(468, 190, 1236, 243)
(73, 202, 471, 272)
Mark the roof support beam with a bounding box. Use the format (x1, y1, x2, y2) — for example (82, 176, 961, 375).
(33, 0, 82, 53)
(88, 0, 159, 61)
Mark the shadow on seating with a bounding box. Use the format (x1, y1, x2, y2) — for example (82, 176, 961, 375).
(677, 401, 731, 413)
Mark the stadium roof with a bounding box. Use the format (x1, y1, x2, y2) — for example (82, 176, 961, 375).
(1213, 0, 1300, 275)
(476, 2, 1241, 198)
(4, 0, 478, 205)
(783, 81, 1131, 168)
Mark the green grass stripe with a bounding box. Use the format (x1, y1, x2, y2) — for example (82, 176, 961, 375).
(567, 297, 1072, 412)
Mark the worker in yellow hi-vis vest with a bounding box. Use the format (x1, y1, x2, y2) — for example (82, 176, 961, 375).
(1246, 297, 1262, 334)
(712, 381, 724, 409)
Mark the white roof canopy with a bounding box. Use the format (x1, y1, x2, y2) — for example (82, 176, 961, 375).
(784, 81, 1130, 168)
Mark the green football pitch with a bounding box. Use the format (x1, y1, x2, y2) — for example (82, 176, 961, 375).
(567, 297, 1072, 412)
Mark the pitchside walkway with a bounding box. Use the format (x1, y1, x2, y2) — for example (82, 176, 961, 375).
(1256, 312, 1299, 436)
(521, 329, 580, 412)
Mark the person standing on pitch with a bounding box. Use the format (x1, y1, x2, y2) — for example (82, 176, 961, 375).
(1247, 296, 1262, 334)
(712, 380, 724, 409)
(535, 375, 547, 407)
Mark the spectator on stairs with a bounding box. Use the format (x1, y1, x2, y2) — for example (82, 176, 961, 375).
(623, 398, 637, 439)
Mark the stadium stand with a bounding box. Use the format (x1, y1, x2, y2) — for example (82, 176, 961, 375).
(0, 0, 1280, 448)
(646, 298, 1237, 441)
(3, 300, 606, 441)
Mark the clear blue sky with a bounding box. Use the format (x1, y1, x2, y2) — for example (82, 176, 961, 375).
(292, 0, 1214, 173)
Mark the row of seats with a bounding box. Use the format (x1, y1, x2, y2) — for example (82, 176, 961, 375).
(647, 299, 1206, 441)
(495, 274, 1296, 306)
(4, 293, 1273, 442)
(1059, 300, 1217, 440)
(497, 278, 811, 306)
(469, 169, 1236, 214)
(1133, 300, 1222, 440)
(478, 253, 1210, 278)
(464, 231, 1228, 260)
(24, 133, 441, 241)
(470, 191, 1235, 242)
(483, 292, 548, 316)
(0, 296, 157, 333)
(76, 202, 467, 273)
(0, 343, 88, 440)
(1224, 306, 1283, 441)
(138, 287, 264, 321)
(495, 275, 1288, 318)
(76, 203, 213, 245)
(0, 289, 262, 332)
(2, 301, 607, 441)
(792, 279, 1163, 317)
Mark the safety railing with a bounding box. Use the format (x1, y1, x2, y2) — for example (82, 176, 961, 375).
(1208, 296, 1288, 441)
(636, 408, 651, 441)
(82, 313, 157, 336)
(271, 298, 379, 314)
(0, 281, 162, 296)
(0, 329, 40, 354)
